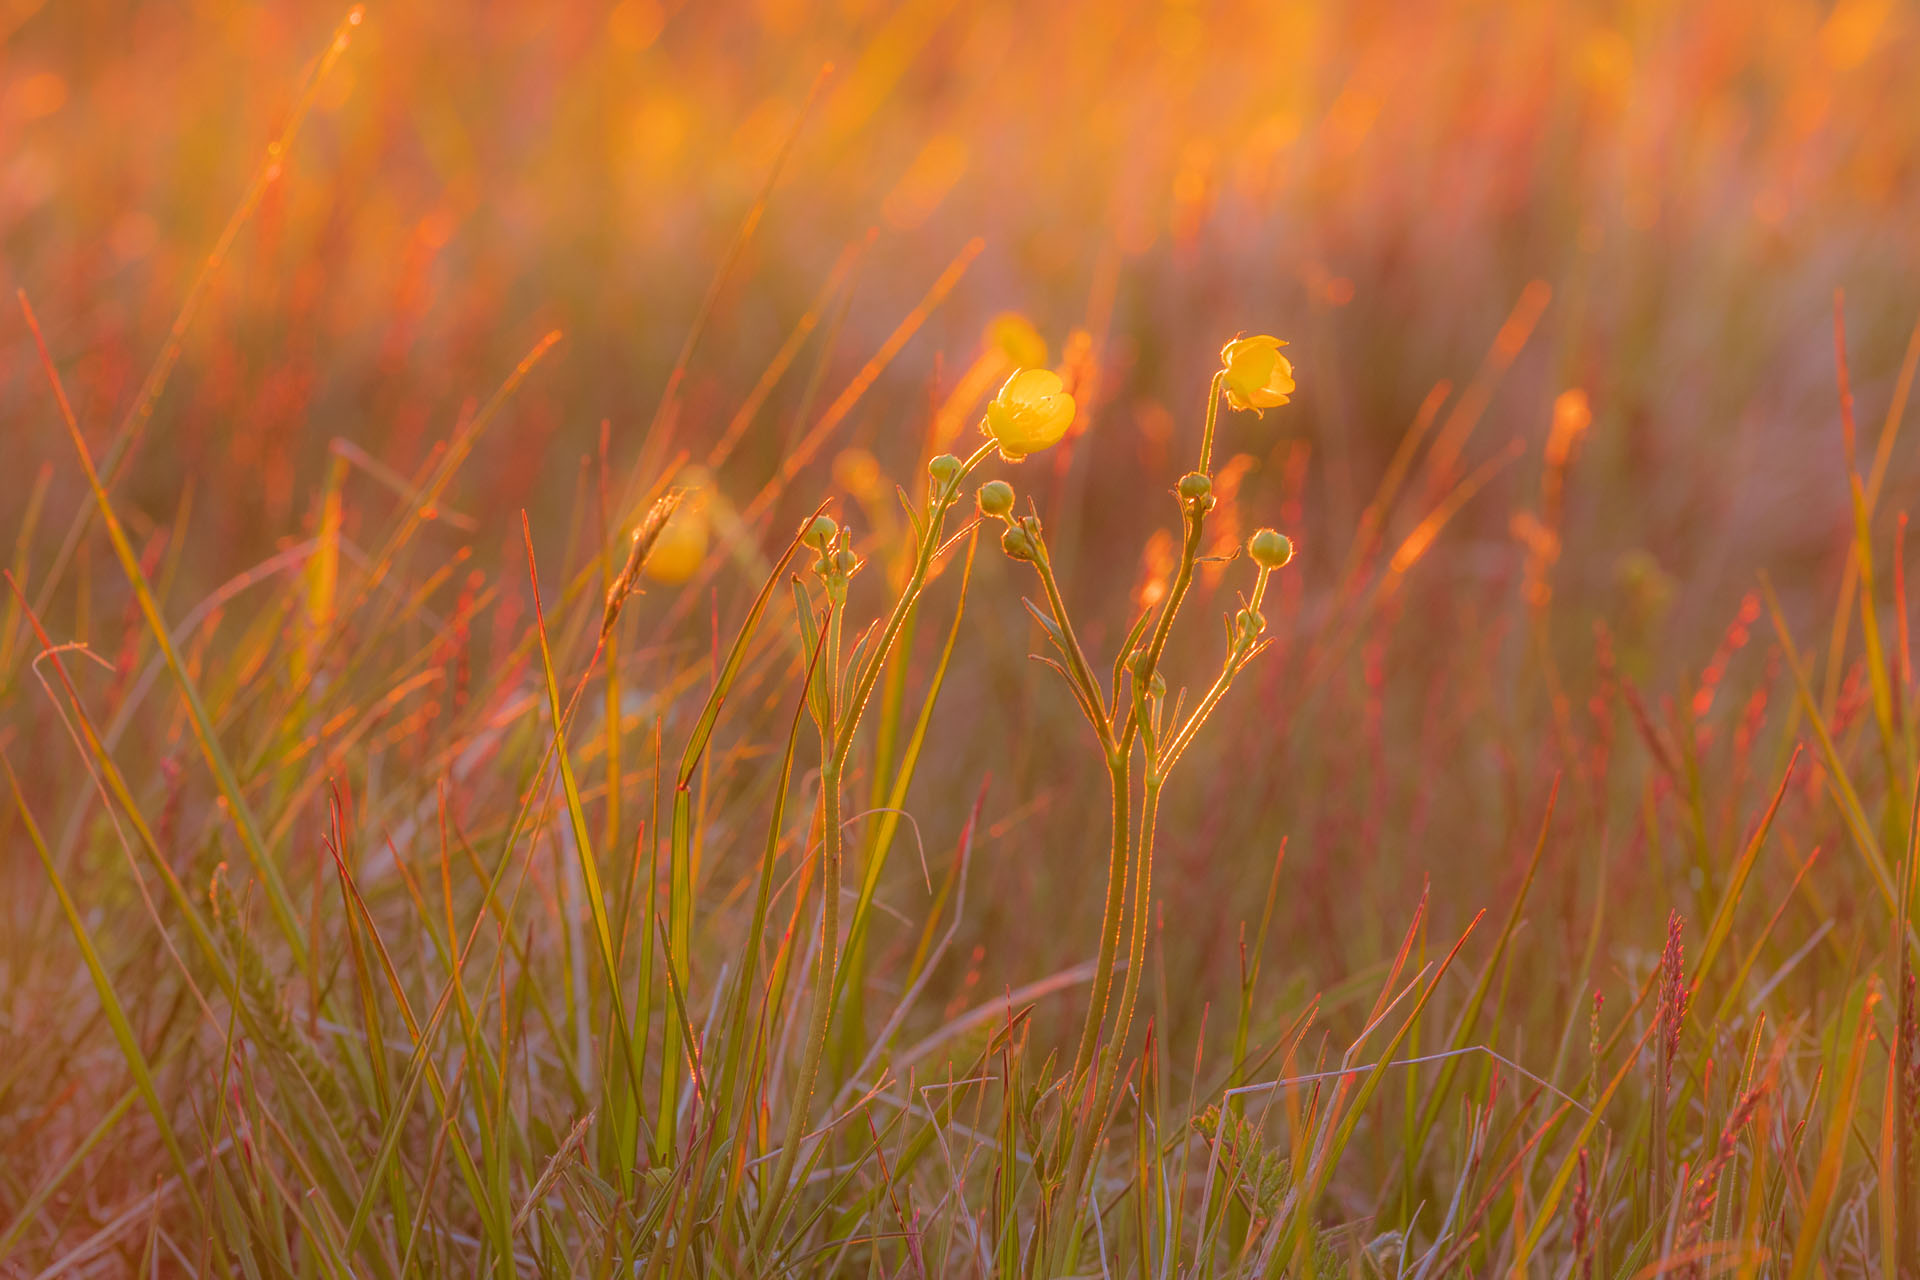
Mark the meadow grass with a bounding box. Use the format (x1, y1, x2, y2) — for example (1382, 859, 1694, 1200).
(5, 2, 1920, 1276)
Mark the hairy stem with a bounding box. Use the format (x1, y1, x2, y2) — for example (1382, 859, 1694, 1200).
(1120, 500, 1208, 752)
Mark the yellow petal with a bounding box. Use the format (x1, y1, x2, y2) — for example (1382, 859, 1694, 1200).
(1220, 337, 1295, 415)
(1004, 367, 1064, 405)
(986, 369, 1077, 458)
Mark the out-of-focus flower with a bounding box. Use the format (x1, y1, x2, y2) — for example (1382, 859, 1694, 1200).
(986, 312, 1048, 369)
(1220, 335, 1295, 414)
(834, 447, 885, 500)
(984, 368, 1076, 460)
(645, 486, 710, 584)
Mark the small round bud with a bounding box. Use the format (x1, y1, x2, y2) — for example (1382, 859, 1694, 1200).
(833, 548, 860, 576)
(928, 453, 963, 487)
(803, 515, 838, 549)
(1126, 649, 1152, 680)
(1000, 525, 1037, 561)
(977, 480, 1016, 518)
(812, 555, 832, 576)
(1148, 671, 1166, 699)
(1178, 472, 1213, 503)
(1235, 607, 1267, 639)
(1248, 528, 1294, 569)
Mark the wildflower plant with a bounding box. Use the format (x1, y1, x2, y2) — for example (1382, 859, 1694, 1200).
(750, 438, 1002, 1253)
(15, 4, 1920, 1271)
(974, 338, 1299, 1265)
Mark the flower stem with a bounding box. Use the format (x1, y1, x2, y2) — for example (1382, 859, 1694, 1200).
(1196, 369, 1226, 476)
(1102, 776, 1161, 1101)
(1119, 502, 1205, 752)
(755, 441, 993, 1255)
(1116, 372, 1224, 751)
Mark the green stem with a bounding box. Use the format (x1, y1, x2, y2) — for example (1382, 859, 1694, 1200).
(763, 752, 841, 1223)
(754, 612, 842, 1249)
(1119, 503, 1206, 753)
(1103, 778, 1161, 1100)
(1021, 539, 1124, 1098)
(1010, 535, 1133, 1271)
(1038, 376, 1230, 1262)
(833, 442, 995, 767)
(755, 444, 991, 1254)
(1030, 544, 1118, 756)
(1067, 755, 1131, 1093)
(1163, 578, 1268, 771)
(1196, 369, 1227, 476)
(1057, 772, 1161, 1268)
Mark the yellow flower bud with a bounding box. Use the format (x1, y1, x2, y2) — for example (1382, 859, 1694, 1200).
(985, 311, 1048, 370)
(984, 368, 1076, 461)
(1219, 335, 1296, 415)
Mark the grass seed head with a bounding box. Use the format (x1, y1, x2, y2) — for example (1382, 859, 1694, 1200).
(603, 488, 685, 634)
(1658, 910, 1689, 1095)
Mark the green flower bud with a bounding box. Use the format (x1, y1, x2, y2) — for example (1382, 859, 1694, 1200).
(833, 548, 860, 576)
(1148, 670, 1167, 699)
(977, 480, 1016, 518)
(928, 453, 963, 487)
(1000, 524, 1037, 561)
(1248, 528, 1293, 569)
(802, 515, 838, 549)
(1178, 472, 1213, 502)
(1235, 607, 1266, 639)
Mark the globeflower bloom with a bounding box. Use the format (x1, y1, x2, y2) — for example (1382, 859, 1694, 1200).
(1220, 335, 1295, 414)
(985, 368, 1076, 460)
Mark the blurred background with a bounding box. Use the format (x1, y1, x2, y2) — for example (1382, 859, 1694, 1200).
(5, 0, 1917, 586)
(4, 0, 1920, 1051)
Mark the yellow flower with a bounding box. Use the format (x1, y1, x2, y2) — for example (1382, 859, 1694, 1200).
(984, 368, 1076, 460)
(644, 488, 710, 584)
(985, 311, 1048, 369)
(1220, 335, 1295, 414)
